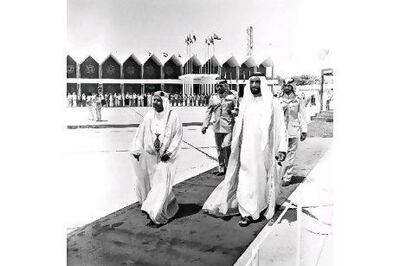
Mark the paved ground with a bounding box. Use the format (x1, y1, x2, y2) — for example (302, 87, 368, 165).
(65, 126, 218, 230)
(65, 106, 333, 137)
(66, 107, 333, 265)
(308, 121, 333, 138)
(67, 137, 332, 266)
(65, 106, 208, 128)
(235, 149, 333, 266)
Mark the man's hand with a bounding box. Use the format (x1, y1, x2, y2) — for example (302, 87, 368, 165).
(131, 153, 140, 161)
(232, 108, 239, 117)
(276, 152, 286, 162)
(201, 127, 207, 134)
(160, 153, 170, 162)
(300, 132, 307, 141)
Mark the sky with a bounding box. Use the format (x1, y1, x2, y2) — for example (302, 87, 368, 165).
(67, 0, 334, 76)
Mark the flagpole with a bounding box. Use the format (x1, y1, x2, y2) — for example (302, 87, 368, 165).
(206, 36, 209, 74)
(206, 43, 210, 74)
(208, 38, 211, 74)
(211, 44, 213, 74)
(206, 42, 209, 75)
(186, 44, 187, 74)
(187, 42, 189, 74)
(213, 43, 215, 75)
(209, 44, 211, 74)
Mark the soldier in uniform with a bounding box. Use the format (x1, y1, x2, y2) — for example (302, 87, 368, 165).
(183, 94, 188, 106)
(200, 93, 205, 106)
(201, 80, 238, 175)
(279, 82, 308, 186)
(95, 85, 104, 121)
(178, 93, 183, 106)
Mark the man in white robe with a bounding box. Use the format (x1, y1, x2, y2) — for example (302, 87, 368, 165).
(202, 73, 288, 227)
(129, 91, 183, 227)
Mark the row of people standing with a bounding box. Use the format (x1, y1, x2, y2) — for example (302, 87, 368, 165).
(67, 92, 154, 108)
(67, 92, 213, 108)
(168, 93, 211, 107)
(67, 92, 100, 108)
(102, 92, 154, 107)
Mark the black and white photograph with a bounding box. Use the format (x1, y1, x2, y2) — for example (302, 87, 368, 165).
(4, 0, 400, 265)
(65, 0, 334, 265)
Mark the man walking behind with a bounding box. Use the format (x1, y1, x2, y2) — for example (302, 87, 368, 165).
(279, 83, 308, 186)
(201, 80, 237, 175)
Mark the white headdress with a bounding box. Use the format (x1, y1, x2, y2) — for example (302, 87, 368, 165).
(235, 73, 274, 150)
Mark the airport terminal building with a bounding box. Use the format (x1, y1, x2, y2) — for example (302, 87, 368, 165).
(67, 53, 275, 97)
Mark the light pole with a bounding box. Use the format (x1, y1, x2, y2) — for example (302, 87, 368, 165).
(320, 68, 333, 112)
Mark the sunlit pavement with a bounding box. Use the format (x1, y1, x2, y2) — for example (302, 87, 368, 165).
(65, 106, 333, 266)
(64, 124, 218, 231)
(235, 149, 333, 266)
(64, 106, 208, 127)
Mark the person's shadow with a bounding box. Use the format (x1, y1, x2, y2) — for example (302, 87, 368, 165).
(290, 175, 306, 185)
(146, 203, 203, 228)
(173, 203, 203, 220)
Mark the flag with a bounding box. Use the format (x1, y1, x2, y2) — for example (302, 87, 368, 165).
(185, 36, 190, 45)
(163, 52, 168, 57)
(213, 33, 221, 40)
(148, 51, 152, 56)
(178, 54, 182, 58)
(189, 34, 195, 43)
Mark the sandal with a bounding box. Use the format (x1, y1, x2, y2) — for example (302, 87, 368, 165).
(239, 216, 252, 227)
